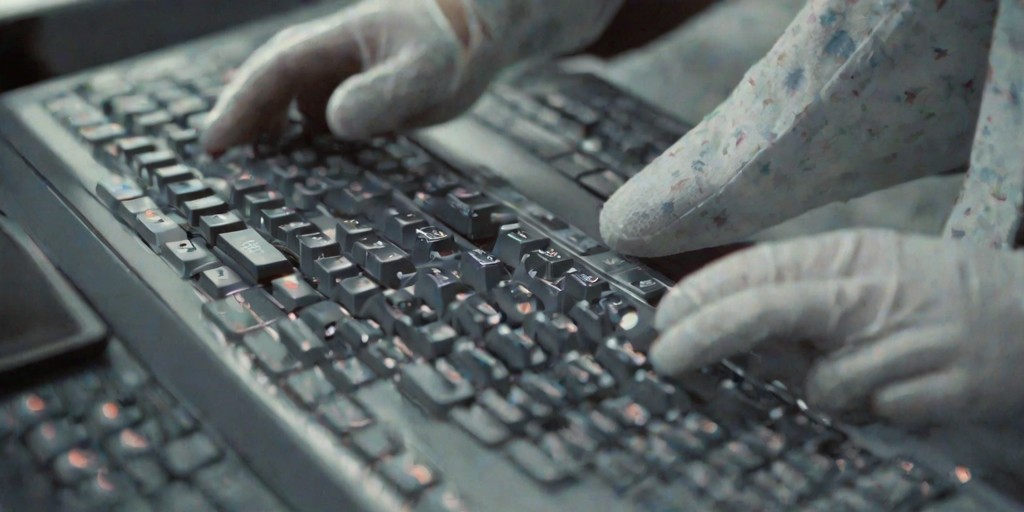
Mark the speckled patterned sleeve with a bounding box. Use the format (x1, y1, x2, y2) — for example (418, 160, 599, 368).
(944, 0, 1024, 250)
(606, 0, 806, 124)
(600, 0, 998, 257)
(470, 0, 624, 61)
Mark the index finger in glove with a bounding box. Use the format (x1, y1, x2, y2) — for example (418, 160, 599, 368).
(654, 230, 900, 332)
(202, 15, 362, 153)
(651, 278, 890, 377)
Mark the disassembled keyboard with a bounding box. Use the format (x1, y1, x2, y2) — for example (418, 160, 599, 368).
(0, 10, 1014, 511)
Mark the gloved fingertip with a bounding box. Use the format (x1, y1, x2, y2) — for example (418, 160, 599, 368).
(648, 331, 699, 377)
(326, 90, 376, 141)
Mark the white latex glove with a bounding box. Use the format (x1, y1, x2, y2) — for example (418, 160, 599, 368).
(202, 0, 622, 153)
(650, 229, 1024, 427)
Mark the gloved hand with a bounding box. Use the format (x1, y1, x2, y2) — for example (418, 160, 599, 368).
(202, 0, 622, 153)
(649, 229, 1024, 427)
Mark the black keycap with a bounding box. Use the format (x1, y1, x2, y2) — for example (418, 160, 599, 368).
(446, 294, 502, 340)
(398, 362, 474, 417)
(317, 396, 373, 435)
(349, 426, 404, 462)
(493, 281, 540, 326)
(297, 233, 341, 276)
(166, 126, 201, 157)
(198, 266, 246, 298)
(629, 371, 687, 417)
(132, 150, 178, 181)
(595, 339, 647, 383)
(517, 373, 569, 409)
(118, 196, 159, 225)
(162, 432, 221, 478)
(135, 209, 188, 252)
(447, 347, 510, 392)
(333, 275, 381, 316)
(241, 329, 300, 376)
(228, 176, 267, 208)
(383, 211, 428, 248)
(585, 252, 638, 275)
(25, 420, 85, 463)
(52, 448, 101, 485)
(348, 233, 387, 266)
(242, 191, 286, 220)
(104, 423, 161, 464)
(198, 211, 245, 246)
(600, 397, 652, 430)
(568, 300, 614, 342)
(365, 289, 428, 334)
(492, 224, 550, 266)
(522, 312, 582, 356)
(484, 326, 546, 371)
(80, 123, 126, 146)
(95, 176, 143, 210)
(284, 368, 335, 409)
(280, 221, 319, 252)
(451, 405, 510, 447)
(152, 164, 196, 189)
(522, 248, 574, 280)
(378, 456, 440, 498)
(507, 118, 574, 159)
(167, 96, 208, 124)
(271, 274, 321, 311)
(433, 187, 506, 240)
(363, 242, 416, 289)
(594, 450, 648, 490)
(399, 321, 459, 360)
(298, 301, 349, 343)
(256, 207, 299, 238)
(324, 178, 390, 217)
(277, 318, 330, 364)
(554, 356, 615, 401)
(219, 228, 293, 284)
(477, 389, 529, 433)
(411, 226, 457, 262)
(358, 337, 412, 377)
(617, 268, 668, 303)
(459, 250, 508, 294)
(563, 270, 609, 303)
(155, 482, 218, 512)
(161, 239, 218, 278)
(551, 152, 605, 180)
(164, 178, 212, 208)
(313, 256, 359, 294)
(415, 267, 470, 312)
(292, 177, 329, 210)
(506, 440, 576, 485)
(111, 94, 157, 126)
(12, 387, 65, 427)
(195, 462, 288, 511)
(182, 196, 229, 226)
(335, 218, 374, 253)
(323, 356, 377, 391)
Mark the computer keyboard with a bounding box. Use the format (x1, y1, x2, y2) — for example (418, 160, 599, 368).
(473, 73, 689, 200)
(1, 9, 1016, 511)
(0, 342, 287, 512)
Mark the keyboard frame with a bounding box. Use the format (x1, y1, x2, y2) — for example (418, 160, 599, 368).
(0, 4, 1020, 511)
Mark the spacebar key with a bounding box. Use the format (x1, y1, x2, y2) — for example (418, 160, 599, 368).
(219, 228, 293, 284)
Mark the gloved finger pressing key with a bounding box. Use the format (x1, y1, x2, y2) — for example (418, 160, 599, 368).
(202, 0, 624, 154)
(650, 229, 1024, 427)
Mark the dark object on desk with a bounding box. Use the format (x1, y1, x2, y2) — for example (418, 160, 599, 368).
(0, 217, 106, 374)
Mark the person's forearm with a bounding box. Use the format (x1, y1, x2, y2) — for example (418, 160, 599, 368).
(465, 0, 625, 60)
